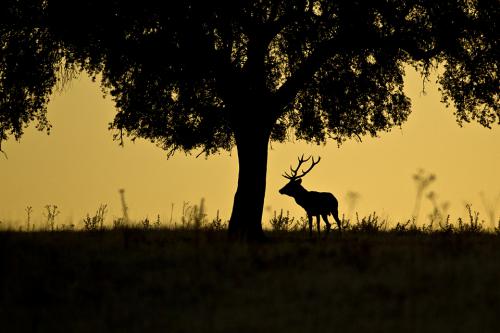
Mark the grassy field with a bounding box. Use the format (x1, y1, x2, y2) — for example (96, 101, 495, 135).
(1, 224, 500, 333)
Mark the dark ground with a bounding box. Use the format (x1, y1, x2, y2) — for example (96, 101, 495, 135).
(1, 229, 499, 333)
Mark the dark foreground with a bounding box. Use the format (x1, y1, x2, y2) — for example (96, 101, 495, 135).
(1, 229, 499, 333)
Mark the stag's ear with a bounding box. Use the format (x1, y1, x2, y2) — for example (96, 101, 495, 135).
(296, 179, 302, 184)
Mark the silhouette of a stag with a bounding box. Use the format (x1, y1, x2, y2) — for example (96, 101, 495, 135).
(279, 155, 342, 237)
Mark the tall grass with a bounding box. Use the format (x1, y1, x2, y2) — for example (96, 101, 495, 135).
(1, 205, 498, 235)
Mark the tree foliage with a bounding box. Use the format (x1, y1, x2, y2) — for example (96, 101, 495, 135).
(2, 0, 498, 152)
(0, 0, 61, 150)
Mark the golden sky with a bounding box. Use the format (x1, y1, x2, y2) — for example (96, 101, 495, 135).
(0, 67, 499, 229)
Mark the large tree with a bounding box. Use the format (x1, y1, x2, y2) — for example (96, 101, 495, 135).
(1, 0, 498, 239)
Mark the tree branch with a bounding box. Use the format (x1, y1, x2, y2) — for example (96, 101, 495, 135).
(272, 36, 342, 111)
(273, 28, 441, 113)
(265, 1, 310, 41)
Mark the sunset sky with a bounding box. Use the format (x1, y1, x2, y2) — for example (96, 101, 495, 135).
(1, 67, 499, 229)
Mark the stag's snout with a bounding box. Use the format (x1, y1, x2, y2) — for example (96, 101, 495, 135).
(279, 183, 291, 196)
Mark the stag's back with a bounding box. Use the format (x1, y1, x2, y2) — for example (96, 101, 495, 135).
(295, 190, 338, 216)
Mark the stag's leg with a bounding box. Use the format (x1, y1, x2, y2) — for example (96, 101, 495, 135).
(307, 214, 313, 238)
(332, 206, 342, 232)
(316, 215, 321, 237)
(321, 214, 331, 234)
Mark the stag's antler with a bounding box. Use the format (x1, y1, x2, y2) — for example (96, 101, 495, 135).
(283, 154, 321, 180)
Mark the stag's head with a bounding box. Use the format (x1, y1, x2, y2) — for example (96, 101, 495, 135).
(279, 155, 321, 197)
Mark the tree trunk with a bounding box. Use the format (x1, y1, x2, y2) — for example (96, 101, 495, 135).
(228, 127, 270, 241)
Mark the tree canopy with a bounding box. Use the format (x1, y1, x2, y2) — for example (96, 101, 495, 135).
(1, 0, 498, 238)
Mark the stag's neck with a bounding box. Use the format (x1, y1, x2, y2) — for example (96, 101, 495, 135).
(292, 185, 309, 202)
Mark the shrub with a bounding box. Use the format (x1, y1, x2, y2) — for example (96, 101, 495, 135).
(269, 209, 296, 232)
(83, 204, 107, 231)
(352, 212, 387, 233)
(207, 210, 227, 231)
(456, 204, 484, 233)
(44, 205, 60, 231)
